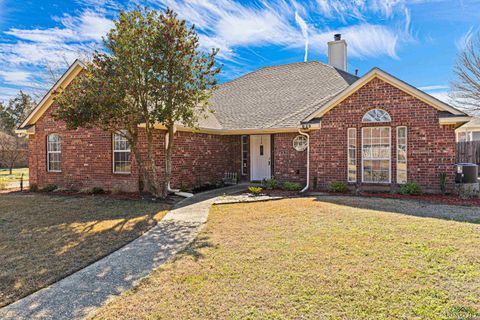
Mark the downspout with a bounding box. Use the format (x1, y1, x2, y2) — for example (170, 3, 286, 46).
(298, 129, 310, 193)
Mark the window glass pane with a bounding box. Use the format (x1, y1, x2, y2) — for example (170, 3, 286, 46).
(347, 128, 357, 183)
(397, 127, 407, 184)
(47, 134, 61, 172)
(362, 127, 390, 183)
(113, 133, 131, 173)
(362, 109, 391, 123)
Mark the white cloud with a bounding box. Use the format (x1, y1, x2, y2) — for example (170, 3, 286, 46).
(0, 87, 22, 104)
(0, 70, 32, 86)
(0, 0, 412, 95)
(310, 24, 398, 58)
(158, 0, 403, 63)
(295, 11, 309, 62)
(456, 26, 475, 50)
(418, 85, 449, 91)
(428, 90, 452, 103)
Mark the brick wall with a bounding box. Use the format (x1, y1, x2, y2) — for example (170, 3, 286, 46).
(309, 77, 457, 193)
(29, 104, 241, 192)
(170, 131, 240, 189)
(273, 133, 307, 184)
(29, 105, 140, 192)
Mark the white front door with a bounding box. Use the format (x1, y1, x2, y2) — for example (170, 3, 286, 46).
(250, 135, 271, 181)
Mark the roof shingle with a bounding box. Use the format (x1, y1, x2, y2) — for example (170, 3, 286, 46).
(207, 61, 358, 130)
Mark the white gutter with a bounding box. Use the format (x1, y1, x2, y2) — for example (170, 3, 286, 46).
(298, 129, 310, 193)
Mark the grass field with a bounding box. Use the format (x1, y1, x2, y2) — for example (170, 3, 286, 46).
(0, 168, 28, 186)
(0, 193, 171, 307)
(93, 196, 480, 320)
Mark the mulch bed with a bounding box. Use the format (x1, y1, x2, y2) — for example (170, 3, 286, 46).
(238, 188, 480, 207)
(0, 189, 181, 204)
(337, 192, 480, 207)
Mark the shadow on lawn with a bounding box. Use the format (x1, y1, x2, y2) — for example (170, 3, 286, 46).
(0, 193, 172, 309)
(0, 185, 242, 320)
(0, 218, 203, 320)
(313, 195, 480, 224)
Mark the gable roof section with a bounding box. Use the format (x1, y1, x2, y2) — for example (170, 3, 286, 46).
(209, 61, 358, 129)
(18, 59, 85, 131)
(303, 67, 467, 122)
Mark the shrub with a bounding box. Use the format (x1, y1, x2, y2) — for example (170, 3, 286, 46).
(179, 184, 190, 192)
(90, 187, 105, 194)
(282, 181, 302, 191)
(328, 181, 349, 193)
(262, 179, 279, 190)
(0, 181, 6, 190)
(41, 184, 57, 192)
(248, 186, 263, 195)
(399, 182, 422, 195)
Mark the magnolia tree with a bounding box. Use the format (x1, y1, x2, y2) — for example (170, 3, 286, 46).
(54, 8, 221, 197)
(452, 32, 480, 113)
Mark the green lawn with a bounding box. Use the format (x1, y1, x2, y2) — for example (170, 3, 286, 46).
(93, 196, 480, 320)
(0, 193, 170, 307)
(0, 168, 28, 184)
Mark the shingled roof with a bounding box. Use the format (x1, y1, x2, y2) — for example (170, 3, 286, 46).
(207, 61, 359, 130)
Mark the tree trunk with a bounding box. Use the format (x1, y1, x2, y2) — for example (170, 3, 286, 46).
(144, 124, 163, 198)
(163, 124, 175, 198)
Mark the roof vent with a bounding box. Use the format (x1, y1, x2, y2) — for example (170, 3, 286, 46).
(328, 34, 347, 71)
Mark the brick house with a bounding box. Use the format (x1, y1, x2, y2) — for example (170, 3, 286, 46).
(18, 35, 471, 194)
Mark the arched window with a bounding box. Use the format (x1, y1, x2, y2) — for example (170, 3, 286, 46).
(47, 134, 61, 172)
(362, 109, 391, 123)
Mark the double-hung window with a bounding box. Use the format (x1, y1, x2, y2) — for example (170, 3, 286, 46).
(47, 134, 61, 172)
(362, 127, 391, 183)
(113, 133, 131, 174)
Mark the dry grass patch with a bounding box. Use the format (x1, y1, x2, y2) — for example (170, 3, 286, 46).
(0, 168, 28, 184)
(93, 197, 480, 320)
(0, 193, 170, 307)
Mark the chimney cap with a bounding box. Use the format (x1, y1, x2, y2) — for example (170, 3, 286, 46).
(334, 34, 341, 41)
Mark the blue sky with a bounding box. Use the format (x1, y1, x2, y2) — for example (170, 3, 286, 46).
(0, 0, 479, 106)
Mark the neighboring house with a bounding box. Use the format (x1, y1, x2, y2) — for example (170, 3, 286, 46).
(456, 117, 480, 142)
(17, 35, 471, 193)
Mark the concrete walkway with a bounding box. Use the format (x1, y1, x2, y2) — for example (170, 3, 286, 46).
(0, 184, 246, 320)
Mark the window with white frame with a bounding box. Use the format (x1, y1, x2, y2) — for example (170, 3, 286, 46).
(362, 127, 391, 183)
(113, 133, 131, 174)
(347, 128, 357, 182)
(47, 134, 61, 172)
(362, 109, 391, 123)
(397, 127, 407, 184)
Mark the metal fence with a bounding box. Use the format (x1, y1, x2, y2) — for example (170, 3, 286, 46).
(456, 141, 480, 164)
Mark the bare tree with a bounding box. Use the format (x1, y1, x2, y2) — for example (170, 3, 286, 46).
(0, 132, 27, 174)
(451, 32, 480, 113)
(0, 91, 34, 173)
